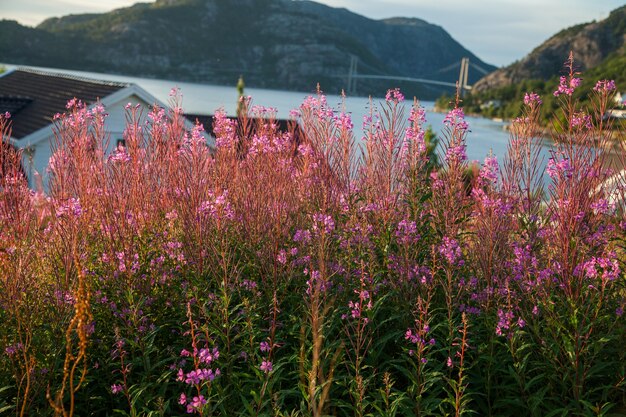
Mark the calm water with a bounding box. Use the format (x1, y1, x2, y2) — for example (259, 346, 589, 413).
(3, 63, 550, 165)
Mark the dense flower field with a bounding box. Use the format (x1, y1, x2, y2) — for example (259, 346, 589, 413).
(1, 57, 625, 416)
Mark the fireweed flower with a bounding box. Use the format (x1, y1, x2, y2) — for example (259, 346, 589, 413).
(336, 112, 354, 131)
(276, 249, 287, 265)
(65, 97, 84, 110)
(395, 219, 419, 245)
(404, 104, 427, 155)
(289, 108, 300, 119)
(495, 309, 514, 336)
(385, 88, 405, 103)
(553, 75, 582, 97)
(311, 213, 335, 235)
(4, 343, 23, 357)
(570, 111, 593, 130)
(47, 150, 68, 173)
(404, 324, 433, 347)
(444, 143, 467, 164)
(182, 123, 208, 149)
(213, 109, 237, 149)
(546, 155, 573, 179)
(593, 79, 616, 93)
(345, 298, 371, 321)
(438, 236, 464, 266)
(590, 198, 613, 215)
(111, 384, 124, 394)
(478, 155, 499, 186)
(581, 255, 620, 281)
(301, 94, 334, 119)
(523, 92, 542, 106)
(293, 229, 311, 243)
(109, 145, 131, 163)
(187, 395, 207, 414)
(197, 190, 235, 221)
(169, 87, 181, 97)
(260, 360, 273, 374)
(248, 134, 271, 157)
(55, 197, 83, 218)
(443, 107, 469, 132)
(305, 269, 332, 295)
(198, 347, 219, 364)
(260, 341, 270, 352)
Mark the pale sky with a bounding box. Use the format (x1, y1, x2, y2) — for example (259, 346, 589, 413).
(0, 0, 623, 66)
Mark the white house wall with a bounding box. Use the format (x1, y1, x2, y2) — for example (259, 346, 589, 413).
(21, 93, 153, 190)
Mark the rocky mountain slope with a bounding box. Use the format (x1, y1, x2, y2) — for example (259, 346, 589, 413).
(473, 5, 625, 92)
(0, 0, 495, 98)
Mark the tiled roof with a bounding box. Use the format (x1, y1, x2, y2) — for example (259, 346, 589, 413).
(0, 69, 129, 139)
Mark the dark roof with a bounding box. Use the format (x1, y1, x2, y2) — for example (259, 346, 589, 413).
(0, 69, 129, 139)
(186, 113, 304, 142)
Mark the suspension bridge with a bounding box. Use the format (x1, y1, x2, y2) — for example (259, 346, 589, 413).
(345, 56, 491, 95)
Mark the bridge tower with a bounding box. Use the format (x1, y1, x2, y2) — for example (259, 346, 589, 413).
(458, 57, 470, 96)
(347, 55, 358, 95)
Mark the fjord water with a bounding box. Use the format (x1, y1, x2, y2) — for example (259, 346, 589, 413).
(4, 64, 551, 165)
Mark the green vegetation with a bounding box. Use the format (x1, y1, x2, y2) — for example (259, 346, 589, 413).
(2, 74, 625, 416)
(443, 4, 626, 125)
(438, 53, 626, 125)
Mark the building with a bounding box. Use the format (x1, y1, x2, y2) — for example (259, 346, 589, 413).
(0, 68, 206, 188)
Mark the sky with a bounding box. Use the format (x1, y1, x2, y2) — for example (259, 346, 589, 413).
(0, 0, 623, 67)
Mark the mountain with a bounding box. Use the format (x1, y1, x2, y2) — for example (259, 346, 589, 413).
(473, 5, 626, 92)
(446, 5, 626, 125)
(0, 0, 496, 98)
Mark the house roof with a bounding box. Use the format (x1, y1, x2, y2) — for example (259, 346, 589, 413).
(0, 68, 129, 139)
(186, 113, 304, 143)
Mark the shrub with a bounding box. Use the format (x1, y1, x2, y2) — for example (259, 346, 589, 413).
(0, 58, 625, 417)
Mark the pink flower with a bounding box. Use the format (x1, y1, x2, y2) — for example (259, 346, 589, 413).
(546, 155, 573, 179)
(276, 250, 287, 265)
(396, 219, 419, 245)
(186, 395, 206, 413)
(260, 341, 270, 352)
(55, 198, 83, 218)
(385, 88, 405, 103)
(478, 155, 499, 185)
(260, 360, 273, 374)
(523, 92, 542, 106)
(336, 112, 353, 130)
(438, 237, 463, 266)
(109, 145, 131, 163)
(289, 108, 300, 119)
(554, 76, 581, 97)
(198, 347, 219, 364)
(443, 107, 469, 132)
(570, 112, 592, 129)
(213, 109, 237, 149)
(179, 393, 187, 405)
(593, 79, 616, 92)
(111, 384, 124, 394)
